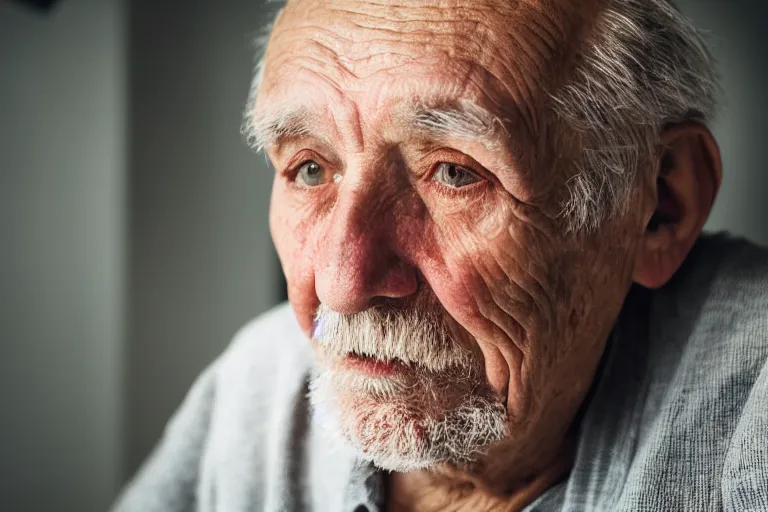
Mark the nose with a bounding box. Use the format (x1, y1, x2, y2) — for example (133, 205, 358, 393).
(314, 190, 419, 314)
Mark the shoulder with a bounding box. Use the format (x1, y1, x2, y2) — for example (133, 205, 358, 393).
(687, 234, 768, 377)
(662, 233, 768, 409)
(602, 233, 768, 508)
(220, 301, 312, 368)
(667, 233, 768, 360)
(111, 304, 313, 512)
(695, 236, 768, 509)
(214, 301, 314, 407)
(193, 303, 319, 510)
(676, 232, 768, 309)
(665, 234, 768, 508)
(722, 358, 768, 511)
(700, 233, 768, 308)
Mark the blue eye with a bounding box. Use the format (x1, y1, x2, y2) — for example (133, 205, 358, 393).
(432, 162, 481, 188)
(296, 161, 325, 187)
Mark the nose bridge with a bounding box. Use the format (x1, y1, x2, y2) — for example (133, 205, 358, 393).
(314, 180, 417, 313)
(322, 183, 393, 284)
(329, 146, 413, 257)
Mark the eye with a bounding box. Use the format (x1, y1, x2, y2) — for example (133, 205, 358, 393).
(432, 162, 481, 188)
(296, 160, 326, 187)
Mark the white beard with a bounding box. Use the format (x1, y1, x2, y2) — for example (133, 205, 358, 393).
(309, 294, 509, 472)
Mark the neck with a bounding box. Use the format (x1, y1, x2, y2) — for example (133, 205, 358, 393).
(384, 435, 574, 512)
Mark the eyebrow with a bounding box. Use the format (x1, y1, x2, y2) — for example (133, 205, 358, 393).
(244, 100, 508, 152)
(404, 100, 508, 149)
(243, 106, 318, 152)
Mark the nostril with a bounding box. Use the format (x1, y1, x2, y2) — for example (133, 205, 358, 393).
(314, 254, 419, 315)
(314, 212, 420, 314)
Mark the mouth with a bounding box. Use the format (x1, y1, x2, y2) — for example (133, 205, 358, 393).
(340, 352, 411, 378)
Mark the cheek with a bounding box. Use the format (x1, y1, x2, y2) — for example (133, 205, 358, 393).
(270, 181, 320, 335)
(412, 201, 578, 401)
(270, 180, 302, 276)
(411, 210, 522, 391)
(418, 205, 554, 340)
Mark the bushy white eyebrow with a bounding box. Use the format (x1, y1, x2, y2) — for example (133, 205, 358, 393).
(243, 106, 313, 152)
(244, 100, 507, 152)
(406, 100, 508, 149)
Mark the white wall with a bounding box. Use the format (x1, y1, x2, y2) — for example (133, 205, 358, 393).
(0, 1, 125, 511)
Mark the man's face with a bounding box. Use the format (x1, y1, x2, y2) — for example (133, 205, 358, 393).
(255, 0, 649, 476)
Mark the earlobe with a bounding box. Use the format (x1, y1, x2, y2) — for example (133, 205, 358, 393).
(633, 122, 722, 289)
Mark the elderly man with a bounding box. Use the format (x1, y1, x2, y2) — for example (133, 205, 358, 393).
(113, 0, 768, 510)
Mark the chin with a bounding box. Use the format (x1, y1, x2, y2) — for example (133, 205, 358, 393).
(309, 355, 509, 473)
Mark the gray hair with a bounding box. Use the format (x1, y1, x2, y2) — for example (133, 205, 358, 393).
(552, 0, 719, 231)
(245, 0, 719, 232)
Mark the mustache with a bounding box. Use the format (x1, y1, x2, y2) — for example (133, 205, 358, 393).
(312, 292, 475, 374)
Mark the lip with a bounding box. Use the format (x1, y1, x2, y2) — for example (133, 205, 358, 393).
(340, 353, 410, 377)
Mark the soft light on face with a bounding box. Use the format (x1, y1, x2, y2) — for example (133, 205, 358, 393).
(309, 291, 508, 471)
(256, 0, 647, 484)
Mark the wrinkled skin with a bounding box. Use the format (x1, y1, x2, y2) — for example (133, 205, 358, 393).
(254, 0, 655, 508)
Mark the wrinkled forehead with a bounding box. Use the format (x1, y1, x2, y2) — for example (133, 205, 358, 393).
(256, 0, 602, 140)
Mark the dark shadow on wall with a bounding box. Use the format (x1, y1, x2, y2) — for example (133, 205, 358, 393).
(125, 0, 283, 480)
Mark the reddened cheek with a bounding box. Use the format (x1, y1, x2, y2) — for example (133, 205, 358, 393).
(274, 229, 319, 335)
(416, 210, 530, 350)
(418, 243, 523, 360)
(270, 187, 323, 336)
(283, 242, 320, 337)
(423, 264, 530, 417)
(288, 278, 320, 337)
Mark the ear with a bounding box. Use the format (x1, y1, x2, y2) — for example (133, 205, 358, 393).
(633, 122, 722, 289)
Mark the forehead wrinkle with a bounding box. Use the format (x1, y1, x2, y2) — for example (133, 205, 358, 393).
(499, 0, 605, 93)
(325, 1, 494, 25)
(277, 1, 497, 83)
(261, 0, 604, 165)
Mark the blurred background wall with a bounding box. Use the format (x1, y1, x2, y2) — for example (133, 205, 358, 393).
(1, 1, 126, 510)
(1, 0, 281, 510)
(126, 0, 282, 481)
(0, 0, 765, 511)
(677, 0, 768, 242)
